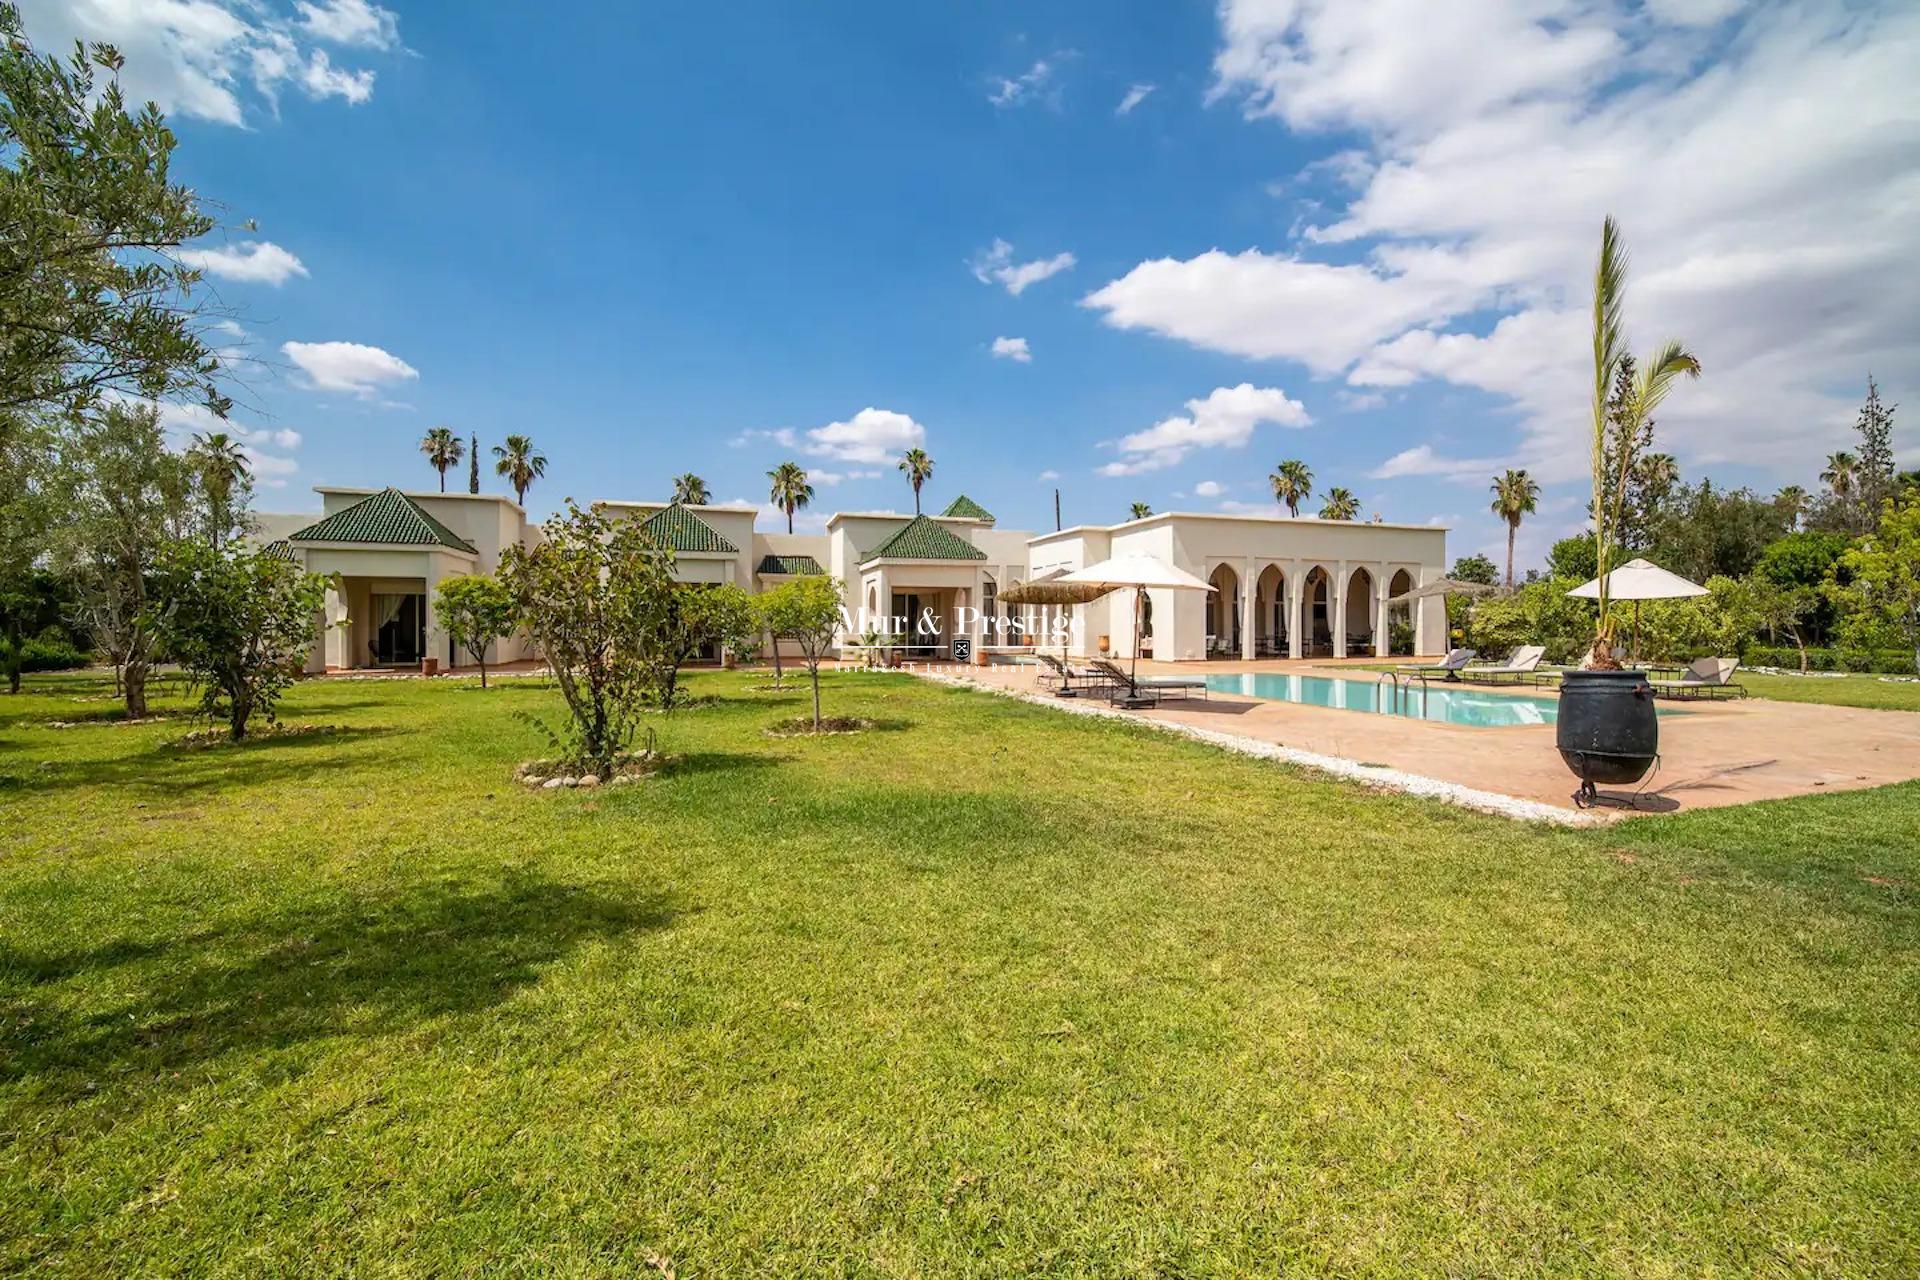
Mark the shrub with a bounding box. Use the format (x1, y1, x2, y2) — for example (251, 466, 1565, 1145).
(435, 573, 518, 688)
(20, 636, 89, 671)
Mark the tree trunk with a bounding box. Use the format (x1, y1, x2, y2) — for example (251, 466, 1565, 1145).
(1506, 524, 1516, 588)
(810, 664, 822, 728)
(771, 637, 784, 685)
(124, 661, 148, 718)
(479, 658, 488, 689)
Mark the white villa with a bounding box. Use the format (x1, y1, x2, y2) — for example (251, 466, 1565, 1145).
(256, 486, 1448, 671)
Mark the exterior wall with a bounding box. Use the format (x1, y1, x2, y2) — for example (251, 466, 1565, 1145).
(258, 488, 1448, 668)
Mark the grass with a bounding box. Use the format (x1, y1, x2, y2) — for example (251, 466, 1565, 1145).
(2, 669, 1917, 1276)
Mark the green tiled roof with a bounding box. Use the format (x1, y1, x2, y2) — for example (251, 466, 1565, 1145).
(289, 488, 476, 553)
(940, 494, 994, 522)
(756, 553, 825, 576)
(859, 514, 987, 564)
(641, 503, 738, 554)
(262, 539, 298, 562)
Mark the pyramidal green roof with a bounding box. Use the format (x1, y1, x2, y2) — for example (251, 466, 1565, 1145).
(940, 494, 994, 522)
(642, 503, 738, 554)
(289, 488, 477, 553)
(860, 514, 987, 564)
(756, 553, 825, 576)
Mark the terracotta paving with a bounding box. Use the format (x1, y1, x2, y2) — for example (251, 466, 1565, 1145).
(931, 657, 1920, 816)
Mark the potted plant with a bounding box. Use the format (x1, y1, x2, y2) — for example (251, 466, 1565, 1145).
(1556, 218, 1701, 807)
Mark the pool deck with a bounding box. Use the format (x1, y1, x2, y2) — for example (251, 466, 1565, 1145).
(929, 657, 1920, 819)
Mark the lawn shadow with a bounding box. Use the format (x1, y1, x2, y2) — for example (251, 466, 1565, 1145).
(12, 726, 406, 797)
(1, 875, 678, 1091)
(665, 750, 793, 778)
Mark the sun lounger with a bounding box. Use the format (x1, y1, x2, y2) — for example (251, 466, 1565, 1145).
(1649, 657, 1746, 700)
(1459, 645, 1546, 685)
(1035, 653, 1114, 697)
(1088, 659, 1209, 706)
(1394, 648, 1476, 681)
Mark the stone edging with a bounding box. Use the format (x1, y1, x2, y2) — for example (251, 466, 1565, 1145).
(918, 671, 1599, 828)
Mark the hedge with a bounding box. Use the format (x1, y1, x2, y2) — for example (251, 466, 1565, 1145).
(1740, 645, 1917, 675)
(19, 639, 91, 672)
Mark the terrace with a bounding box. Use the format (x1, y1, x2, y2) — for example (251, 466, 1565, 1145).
(941, 656, 1920, 817)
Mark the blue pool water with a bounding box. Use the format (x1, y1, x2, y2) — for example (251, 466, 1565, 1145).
(1201, 672, 1571, 728)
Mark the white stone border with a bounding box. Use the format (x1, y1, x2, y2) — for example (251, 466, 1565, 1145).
(918, 671, 1601, 828)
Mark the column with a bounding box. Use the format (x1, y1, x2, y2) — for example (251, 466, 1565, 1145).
(1332, 560, 1348, 658)
(1375, 562, 1391, 658)
(423, 561, 449, 670)
(1287, 560, 1304, 660)
(969, 571, 987, 661)
(1240, 557, 1257, 660)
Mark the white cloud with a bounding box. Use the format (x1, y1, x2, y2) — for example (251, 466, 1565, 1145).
(16, 0, 398, 126)
(1037, 469, 1061, 481)
(282, 340, 418, 396)
(971, 239, 1077, 296)
(989, 57, 1060, 108)
(1368, 444, 1502, 481)
(177, 241, 309, 286)
(1193, 480, 1225, 497)
(1083, 247, 1477, 374)
(296, 0, 399, 49)
(1116, 83, 1156, 116)
(1099, 383, 1310, 475)
(991, 336, 1032, 363)
(802, 407, 926, 465)
(730, 427, 799, 450)
(806, 468, 882, 487)
(1103, 0, 1920, 477)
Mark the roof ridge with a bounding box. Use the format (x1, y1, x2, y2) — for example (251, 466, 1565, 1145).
(861, 513, 988, 563)
(641, 501, 739, 554)
(289, 486, 477, 553)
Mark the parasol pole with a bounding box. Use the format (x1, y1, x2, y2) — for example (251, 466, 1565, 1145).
(1131, 586, 1144, 682)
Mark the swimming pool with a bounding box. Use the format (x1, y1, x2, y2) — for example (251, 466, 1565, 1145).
(1201, 672, 1574, 727)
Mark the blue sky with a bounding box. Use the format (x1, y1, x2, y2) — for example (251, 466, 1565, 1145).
(22, 1, 1919, 569)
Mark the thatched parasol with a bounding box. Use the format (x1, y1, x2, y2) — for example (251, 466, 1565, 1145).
(1000, 574, 1114, 668)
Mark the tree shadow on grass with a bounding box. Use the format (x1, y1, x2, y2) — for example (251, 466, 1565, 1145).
(0, 875, 678, 1093)
(5, 726, 406, 797)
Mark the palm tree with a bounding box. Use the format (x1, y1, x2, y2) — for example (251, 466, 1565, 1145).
(767, 461, 813, 534)
(672, 473, 710, 505)
(1128, 502, 1152, 520)
(1585, 217, 1701, 660)
(898, 448, 934, 514)
(1489, 468, 1541, 587)
(419, 427, 464, 493)
(188, 431, 250, 548)
(1270, 459, 1313, 517)
(492, 435, 547, 506)
(1319, 487, 1359, 521)
(1821, 450, 1857, 502)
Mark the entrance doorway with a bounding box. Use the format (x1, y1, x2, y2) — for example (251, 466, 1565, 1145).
(370, 592, 425, 665)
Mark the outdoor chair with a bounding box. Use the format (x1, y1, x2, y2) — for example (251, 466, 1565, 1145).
(1458, 645, 1546, 685)
(1088, 659, 1209, 707)
(1649, 657, 1747, 700)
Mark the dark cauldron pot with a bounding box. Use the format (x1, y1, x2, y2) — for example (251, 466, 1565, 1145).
(1556, 667, 1658, 807)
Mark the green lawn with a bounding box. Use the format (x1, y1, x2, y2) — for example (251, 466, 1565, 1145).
(1734, 669, 1920, 711)
(3, 671, 1917, 1276)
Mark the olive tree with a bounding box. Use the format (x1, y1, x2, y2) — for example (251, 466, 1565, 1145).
(499, 501, 675, 769)
(435, 572, 517, 688)
(147, 541, 325, 740)
(760, 575, 845, 729)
